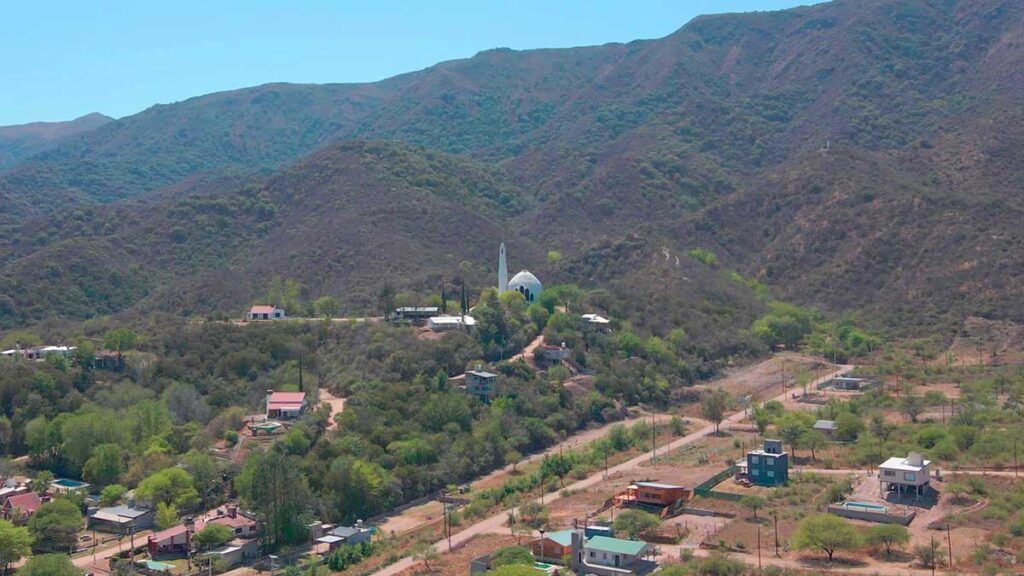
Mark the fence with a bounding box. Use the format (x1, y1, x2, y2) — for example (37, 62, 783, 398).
(692, 466, 744, 502)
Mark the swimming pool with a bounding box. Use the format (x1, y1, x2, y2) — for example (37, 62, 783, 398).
(52, 479, 89, 488)
(145, 560, 175, 571)
(840, 501, 888, 512)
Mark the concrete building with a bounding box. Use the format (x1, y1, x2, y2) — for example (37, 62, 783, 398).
(88, 504, 156, 534)
(248, 305, 285, 320)
(576, 533, 655, 576)
(879, 452, 932, 496)
(536, 343, 571, 368)
(812, 420, 838, 437)
(747, 439, 789, 486)
(582, 314, 612, 333)
(530, 529, 574, 563)
(391, 307, 440, 324)
(265, 391, 306, 419)
(465, 370, 497, 402)
(427, 315, 476, 332)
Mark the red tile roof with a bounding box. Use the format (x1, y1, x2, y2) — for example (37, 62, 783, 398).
(267, 391, 306, 410)
(4, 492, 44, 515)
(250, 305, 277, 314)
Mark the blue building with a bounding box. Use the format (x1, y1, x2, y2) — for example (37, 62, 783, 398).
(746, 439, 788, 486)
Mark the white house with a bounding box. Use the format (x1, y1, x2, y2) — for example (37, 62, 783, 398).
(582, 314, 612, 333)
(248, 305, 285, 320)
(427, 315, 476, 332)
(879, 452, 932, 496)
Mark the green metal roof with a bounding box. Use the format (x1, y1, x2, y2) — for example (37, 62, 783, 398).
(585, 536, 647, 556)
(545, 529, 574, 547)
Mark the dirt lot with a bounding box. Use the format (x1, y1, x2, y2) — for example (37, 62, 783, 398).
(395, 534, 520, 576)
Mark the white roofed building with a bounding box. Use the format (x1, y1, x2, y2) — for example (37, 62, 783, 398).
(508, 270, 542, 303)
(879, 452, 932, 496)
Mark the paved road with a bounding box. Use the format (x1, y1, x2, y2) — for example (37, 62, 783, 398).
(368, 365, 855, 576)
(72, 530, 154, 570)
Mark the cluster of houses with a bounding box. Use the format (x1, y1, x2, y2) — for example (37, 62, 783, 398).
(0, 478, 90, 524)
(526, 526, 656, 576)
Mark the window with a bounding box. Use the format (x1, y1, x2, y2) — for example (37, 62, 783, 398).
(750, 469, 759, 476)
(766, 457, 775, 466)
(767, 470, 775, 478)
(904, 472, 916, 482)
(751, 456, 759, 464)
(883, 470, 895, 477)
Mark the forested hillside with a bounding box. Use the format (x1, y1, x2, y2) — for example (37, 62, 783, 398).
(0, 113, 112, 170)
(2, 0, 1023, 332)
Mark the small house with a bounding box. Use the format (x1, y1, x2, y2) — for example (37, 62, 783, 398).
(88, 504, 156, 534)
(427, 315, 476, 332)
(747, 439, 789, 486)
(248, 305, 285, 321)
(879, 452, 932, 497)
(1, 492, 50, 524)
(812, 420, 838, 437)
(315, 522, 373, 551)
(580, 535, 653, 576)
(0, 484, 29, 507)
(202, 538, 260, 569)
(147, 523, 191, 557)
(827, 377, 871, 391)
(265, 391, 306, 419)
(530, 529, 574, 563)
(536, 343, 571, 368)
(207, 506, 257, 538)
(614, 482, 691, 508)
(465, 370, 497, 402)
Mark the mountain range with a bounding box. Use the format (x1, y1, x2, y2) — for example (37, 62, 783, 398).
(1, 0, 1022, 334)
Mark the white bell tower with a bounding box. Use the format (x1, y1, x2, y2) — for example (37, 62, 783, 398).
(498, 243, 508, 293)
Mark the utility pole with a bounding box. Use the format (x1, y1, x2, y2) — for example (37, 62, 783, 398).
(773, 513, 779, 557)
(930, 534, 937, 576)
(946, 524, 953, 568)
(651, 415, 657, 463)
(1015, 440, 1019, 478)
(757, 525, 762, 570)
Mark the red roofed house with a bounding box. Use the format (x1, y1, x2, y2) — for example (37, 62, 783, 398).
(148, 507, 259, 559)
(1, 492, 51, 524)
(266, 391, 307, 419)
(248, 305, 285, 321)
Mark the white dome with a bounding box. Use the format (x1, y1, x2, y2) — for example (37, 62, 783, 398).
(508, 270, 542, 302)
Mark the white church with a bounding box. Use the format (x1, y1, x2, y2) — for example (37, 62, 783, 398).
(498, 243, 542, 302)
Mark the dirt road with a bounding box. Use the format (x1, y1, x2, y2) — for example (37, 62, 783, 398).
(72, 530, 155, 570)
(369, 364, 854, 576)
(319, 388, 346, 430)
(509, 334, 545, 362)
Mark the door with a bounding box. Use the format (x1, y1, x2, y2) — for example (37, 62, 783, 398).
(614, 555, 620, 567)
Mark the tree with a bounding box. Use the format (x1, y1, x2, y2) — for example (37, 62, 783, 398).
(834, 412, 864, 441)
(752, 407, 770, 437)
(804, 431, 826, 461)
(193, 524, 233, 550)
(505, 449, 523, 472)
(0, 519, 33, 574)
(900, 396, 924, 423)
(155, 502, 179, 530)
(914, 540, 946, 568)
(28, 499, 82, 553)
(490, 565, 540, 576)
(864, 524, 910, 557)
(314, 296, 341, 319)
(540, 454, 572, 487)
(791, 514, 861, 561)
(778, 414, 812, 458)
(103, 328, 139, 360)
(739, 495, 767, 520)
(136, 467, 199, 510)
(411, 542, 438, 572)
(701, 388, 730, 435)
(869, 414, 895, 441)
(29, 471, 54, 494)
(669, 415, 686, 436)
(379, 281, 396, 316)
(613, 509, 660, 540)
(83, 443, 125, 486)
(518, 501, 549, 529)
(99, 484, 128, 507)
(490, 546, 534, 567)
(235, 449, 312, 547)
(17, 553, 81, 576)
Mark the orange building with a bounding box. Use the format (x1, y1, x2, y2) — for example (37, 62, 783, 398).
(614, 482, 691, 507)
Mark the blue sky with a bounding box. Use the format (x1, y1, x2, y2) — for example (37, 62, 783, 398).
(1, 1, 820, 125)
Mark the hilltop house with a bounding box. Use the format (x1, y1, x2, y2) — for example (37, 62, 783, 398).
(536, 343, 571, 369)
(427, 315, 476, 332)
(266, 391, 307, 419)
(582, 314, 612, 333)
(390, 307, 439, 325)
(613, 482, 691, 509)
(248, 305, 285, 321)
(747, 439, 789, 486)
(88, 504, 156, 534)
(879, 452, 932, 496)
(465, 370, 497, 402)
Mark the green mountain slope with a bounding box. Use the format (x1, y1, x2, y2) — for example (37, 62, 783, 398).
(0, 112, 112, 169)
